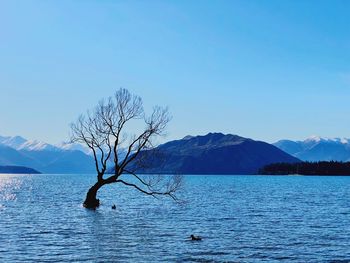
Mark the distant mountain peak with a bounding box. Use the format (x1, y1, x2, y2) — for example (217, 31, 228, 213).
(56, 142, 91, 154)
(340, 138, 349, 144)
(133, 132, 299, 174)
(274, 136, 350, 162)
(11, 135, 27, 141)
(304, 136, 349, 144)
(188, 132, 245, 140)
(0, 134, 96, 174)
(0, 135, 27, 149)
(17, 140, 60, 151)
(305, 135, 322, 142)
(0, 134, 93, 153)
(207, 132, 225, 136)
(167, 133, 248, 151)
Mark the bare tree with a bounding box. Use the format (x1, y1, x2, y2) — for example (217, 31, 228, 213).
(70, 88, 182, 209)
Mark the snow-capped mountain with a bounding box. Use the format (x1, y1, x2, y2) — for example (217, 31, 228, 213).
(0, 135, 130, 173)
(0, 135, 90, 153)
(55, 142, 91, 154)
(274, 136, 350, 162)
(18, 140, 61, 151)
(0, 135, 28, 150)
(0, 135, 95, 173)
(304, 136, 349, 145)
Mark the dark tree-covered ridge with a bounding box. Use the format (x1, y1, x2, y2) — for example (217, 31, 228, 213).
(259, 161, 350, 175)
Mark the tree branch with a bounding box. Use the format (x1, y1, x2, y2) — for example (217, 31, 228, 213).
(70, 88, 181, 205)
(116, 179, 178, 201)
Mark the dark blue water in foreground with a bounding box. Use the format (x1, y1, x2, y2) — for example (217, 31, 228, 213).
(0, 174, 349, 262)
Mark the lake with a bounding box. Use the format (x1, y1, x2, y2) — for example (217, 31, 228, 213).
(0, 174, 349, 262)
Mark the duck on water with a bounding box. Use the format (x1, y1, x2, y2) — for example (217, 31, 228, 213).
(190, 235, 202, 241)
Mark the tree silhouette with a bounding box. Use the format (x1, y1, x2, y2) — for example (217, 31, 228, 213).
(71, 88, 182, 209)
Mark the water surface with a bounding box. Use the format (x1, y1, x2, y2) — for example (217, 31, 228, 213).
(0, 174, 349, 262)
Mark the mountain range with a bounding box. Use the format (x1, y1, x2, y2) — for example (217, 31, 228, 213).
(2, 133, 347, 175)
(0, 135, 91, 153)
(0, 135, 95, 174)
(274, 136, 350, 162)
(129, 133, 300, 174)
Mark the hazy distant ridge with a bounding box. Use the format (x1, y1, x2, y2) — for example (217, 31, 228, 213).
(0, 135, 95, 174)
(274, 136, 350, 162)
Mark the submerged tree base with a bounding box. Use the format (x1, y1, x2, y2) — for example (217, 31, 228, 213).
(83, 198, 100, 209)
(83, 184, 101, 209)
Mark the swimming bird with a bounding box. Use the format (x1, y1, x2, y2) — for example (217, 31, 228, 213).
(190, 234, 202, 241)
(111, 204, 116, 210)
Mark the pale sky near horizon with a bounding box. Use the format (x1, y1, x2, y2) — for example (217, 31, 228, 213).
(0, 0, 349, 144)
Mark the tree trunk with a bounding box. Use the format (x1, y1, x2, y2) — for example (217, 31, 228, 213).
(83, 181, 103, 209)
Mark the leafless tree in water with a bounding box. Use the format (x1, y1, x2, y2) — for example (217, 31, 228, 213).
(70, 88, 182, 209)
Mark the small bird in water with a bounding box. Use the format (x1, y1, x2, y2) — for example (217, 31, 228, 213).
(190, 234, 202, 241)
(111, 204, 116, 210)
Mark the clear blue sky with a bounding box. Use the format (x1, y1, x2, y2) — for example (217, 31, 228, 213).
(0, 0, 349, 144)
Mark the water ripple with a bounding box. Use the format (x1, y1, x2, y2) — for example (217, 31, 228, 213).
(0, 174, 349, 262)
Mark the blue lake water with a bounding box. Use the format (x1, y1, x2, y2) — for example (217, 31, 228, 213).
(0, 174, 349, 262)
